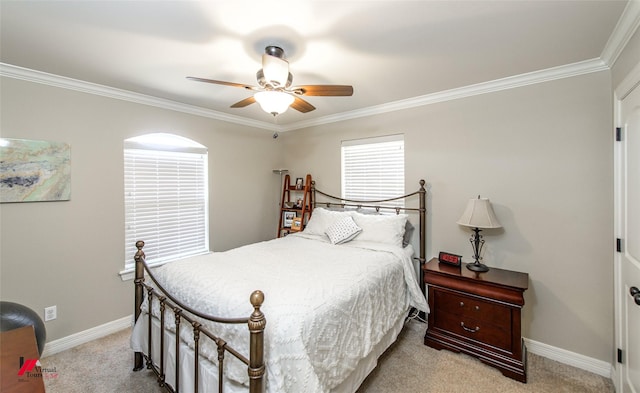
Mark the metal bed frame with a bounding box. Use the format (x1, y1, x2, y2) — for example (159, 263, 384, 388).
(311, 179, 427, 295)
(132, 240, 266, 393)
(131, 178, 427, 393)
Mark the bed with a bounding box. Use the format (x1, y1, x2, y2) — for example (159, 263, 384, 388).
(131, 179, 429, 393)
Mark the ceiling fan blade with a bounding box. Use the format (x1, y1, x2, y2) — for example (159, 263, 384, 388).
(230, 96, 256, 108)
(292, 85, 354, 96)
(186, 76, 259, 91)
(290, 96, 316, 113)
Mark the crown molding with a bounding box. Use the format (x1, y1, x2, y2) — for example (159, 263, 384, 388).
(615, 59, 640, 100)
(3, 0, 636, 135)
(280, 58, 609, 132)
(600, 0, 640, 67)
(0, 63, 279, 132)
(0, 57, 611, 134)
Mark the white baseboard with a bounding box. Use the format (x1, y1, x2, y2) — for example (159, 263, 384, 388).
(39, 316, 614, 381)
(524, 337, 613, 378)
(41, 315, 132, 358)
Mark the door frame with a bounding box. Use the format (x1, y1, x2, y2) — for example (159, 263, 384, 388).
(613, 60, 640, 393)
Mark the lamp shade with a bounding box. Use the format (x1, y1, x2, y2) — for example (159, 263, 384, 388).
(254, 91, 295, 116)
(457, 197, 502, 229)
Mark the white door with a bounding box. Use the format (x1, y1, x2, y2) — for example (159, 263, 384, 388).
(616, 73, 640, 393)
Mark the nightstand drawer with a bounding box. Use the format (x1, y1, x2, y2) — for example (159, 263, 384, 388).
(434, 309, 511, 351)
(434, 290, 511, 327)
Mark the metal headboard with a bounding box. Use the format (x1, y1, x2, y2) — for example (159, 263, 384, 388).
(311, 179, 427, 294)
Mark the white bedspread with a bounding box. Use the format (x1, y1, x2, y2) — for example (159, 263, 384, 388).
(134, 233, 428, 393)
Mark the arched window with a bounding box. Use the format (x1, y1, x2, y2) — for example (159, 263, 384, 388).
(123, 133, 209, 270)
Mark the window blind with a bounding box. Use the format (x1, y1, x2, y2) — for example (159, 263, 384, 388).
(341, 135, 405, 208)
(124, 148, 209, 269)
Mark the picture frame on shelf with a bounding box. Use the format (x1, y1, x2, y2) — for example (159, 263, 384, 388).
(295, 177, 303, 190)
(283, 211, 296, 227)
(291, 217, 302, 232)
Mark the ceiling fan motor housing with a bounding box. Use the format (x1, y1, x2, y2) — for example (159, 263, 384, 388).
(265, 46, 285, 59)
(257, 69, 293, 89)
(261, 47, 290, 88)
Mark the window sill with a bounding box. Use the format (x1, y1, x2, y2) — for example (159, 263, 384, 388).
(119, 268, 137, 281)
(118, 251, 212, 281)
(118, 261, 174, 281)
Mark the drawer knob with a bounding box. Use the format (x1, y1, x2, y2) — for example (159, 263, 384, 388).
(475, 305, 480, 311)
(460, 322, 480, 333)
(459, 302, 464, 307)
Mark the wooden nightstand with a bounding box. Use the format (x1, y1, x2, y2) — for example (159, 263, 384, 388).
(423, 258, 529, 382)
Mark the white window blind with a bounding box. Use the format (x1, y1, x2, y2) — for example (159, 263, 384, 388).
(124, 135, 209, 269)
(341, 135, 405, 208)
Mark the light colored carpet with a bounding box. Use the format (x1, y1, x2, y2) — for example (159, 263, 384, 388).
(41, 319, 614, 392)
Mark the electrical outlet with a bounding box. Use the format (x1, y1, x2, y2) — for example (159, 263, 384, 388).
(44, 305, 57, 321)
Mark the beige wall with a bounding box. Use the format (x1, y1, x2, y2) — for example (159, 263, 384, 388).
(279, 71, 615, 363)
(0, 68, 616, 364)
(0, 78, 282, 341)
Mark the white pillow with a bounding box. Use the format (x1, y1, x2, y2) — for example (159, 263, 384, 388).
(351, 211, 408, 247)
(303, 208, 353, 236)
(325, 216, 362, 244)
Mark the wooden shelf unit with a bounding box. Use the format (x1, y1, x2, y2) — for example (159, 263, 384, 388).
(277, 174, 313, 237)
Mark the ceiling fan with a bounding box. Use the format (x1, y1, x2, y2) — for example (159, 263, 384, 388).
(187, 46, 354, 116)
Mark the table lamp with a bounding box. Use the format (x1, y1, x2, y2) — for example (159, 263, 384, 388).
(456, 195, 502, 272)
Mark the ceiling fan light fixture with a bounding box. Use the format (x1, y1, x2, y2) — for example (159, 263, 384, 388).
(187, 44, 352, 115)
(262, 54, 289, 87)
(254, 91, 294, 116)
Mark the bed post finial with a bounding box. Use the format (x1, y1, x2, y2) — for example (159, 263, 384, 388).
(135, 240, 145, 261)
(248, 290, 266, 393)
(250, 290, 264, 309)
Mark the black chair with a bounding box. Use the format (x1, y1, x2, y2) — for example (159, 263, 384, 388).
(0, 301, 47, 356)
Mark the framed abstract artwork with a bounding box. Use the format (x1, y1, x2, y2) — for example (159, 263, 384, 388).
(0, 138, 71, 203)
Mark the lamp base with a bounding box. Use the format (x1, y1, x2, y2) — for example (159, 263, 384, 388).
(466, 262, 490, 272)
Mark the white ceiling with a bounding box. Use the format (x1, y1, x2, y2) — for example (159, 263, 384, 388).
(0, 1, 633, 131)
